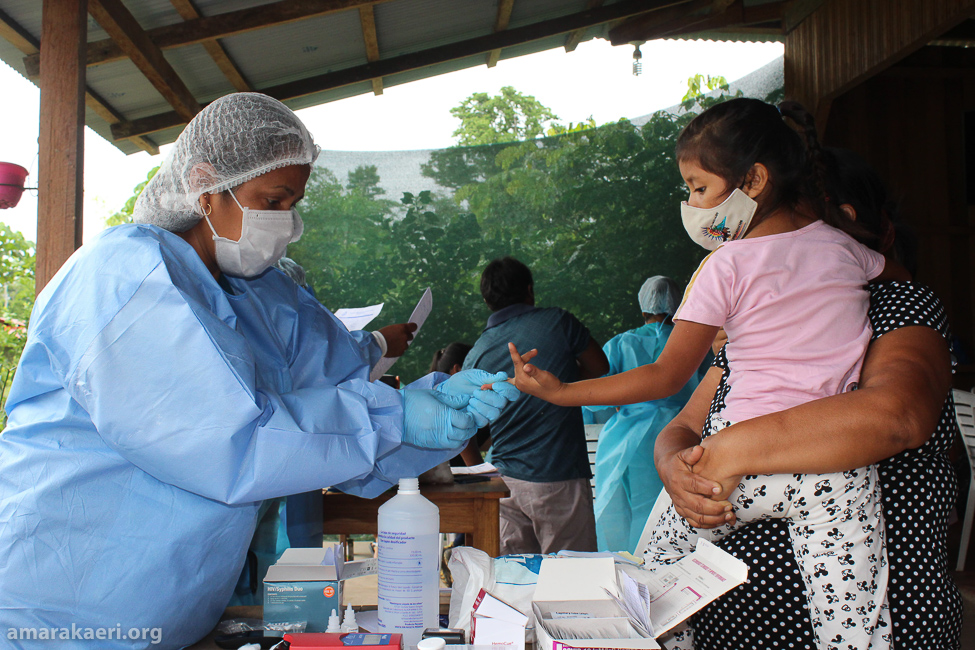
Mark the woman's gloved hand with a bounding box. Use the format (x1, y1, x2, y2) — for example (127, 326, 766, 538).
(402, 389, 477, 449)
(436, 369, 521, 427)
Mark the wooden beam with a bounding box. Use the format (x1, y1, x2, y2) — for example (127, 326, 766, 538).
(37, 0, 86, 293)
(111, 0, 673, 140)
(1, 5, 158, 154)
(564, 0, 604, 53)
(88, 0, 202, 122)
(609, 0, 740, 44)
(359, 5, 382, 95)
(85, 89, 159, 155)
(169, 0, 251, 92)
(25, 0, 390, 74)
(486, 0, 515, 68)
(0, 6, 38, 54)
(609, 0, 788, 42)
(783, 0, 824, 33)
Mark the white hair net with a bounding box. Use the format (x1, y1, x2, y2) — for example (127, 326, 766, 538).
(133, 92, 320, 232)
(638, 276, 681, 316)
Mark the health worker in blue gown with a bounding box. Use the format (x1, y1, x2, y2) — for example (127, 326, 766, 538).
(0, 92, 517, 650)
(590, 276, 700, 553)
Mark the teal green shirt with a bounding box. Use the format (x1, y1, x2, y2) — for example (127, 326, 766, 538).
(464, 305, 592, 482)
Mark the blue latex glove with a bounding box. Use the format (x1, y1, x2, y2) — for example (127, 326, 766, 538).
(435, 369, 504, 403)
(437, 370, 521, 428)
(402, 389, 477, 449)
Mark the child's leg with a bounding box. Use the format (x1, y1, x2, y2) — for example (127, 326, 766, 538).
(784, 469, 892, 650)
(726, 467, 891, 649)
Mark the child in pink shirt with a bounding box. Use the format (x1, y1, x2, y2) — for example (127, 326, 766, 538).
(509, 98, 901, 650)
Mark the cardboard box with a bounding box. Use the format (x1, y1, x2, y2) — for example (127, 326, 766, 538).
(532, 543, 747, 650)
(532, 557, 658, 650)
(264, 545, 376, 635)
(471, 588, 529, 650)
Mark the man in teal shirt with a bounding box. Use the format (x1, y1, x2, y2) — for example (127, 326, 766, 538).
(464, 257, 608, 554)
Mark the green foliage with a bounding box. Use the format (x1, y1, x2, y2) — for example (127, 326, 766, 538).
(105, 166, 159, 227)
(0, 223, 35, 423)
(680, 74, 743, 112)
(450, 86, 559, 146)
(682, 74, 729, 102)
(546, 117, 597, 136)
(347, 165, 385, 199)
(291, 96, 720, 382)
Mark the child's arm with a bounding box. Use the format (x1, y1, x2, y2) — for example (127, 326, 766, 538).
(508, 320, 719, 407)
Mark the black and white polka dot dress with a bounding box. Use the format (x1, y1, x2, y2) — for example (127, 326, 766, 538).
(691, 281, 963, 650)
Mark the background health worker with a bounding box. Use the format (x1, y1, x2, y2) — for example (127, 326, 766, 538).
(0, 92, 516, 650)
(590, 276, 699, 553)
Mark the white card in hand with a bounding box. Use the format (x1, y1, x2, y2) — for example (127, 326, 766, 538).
(370, 287, 432, 381)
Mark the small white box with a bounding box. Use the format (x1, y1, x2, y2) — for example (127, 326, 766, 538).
(532, 544, 747, 650)
(471, 588, 529, 650)
(532, 557, 659, 650)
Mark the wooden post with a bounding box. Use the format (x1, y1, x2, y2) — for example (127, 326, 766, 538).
(36, 0, 87, 294)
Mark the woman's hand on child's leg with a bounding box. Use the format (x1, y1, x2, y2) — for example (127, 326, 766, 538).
(507, 342, 566, 401)
(659, 443, 736, 528)
(694, 437, 744, 504)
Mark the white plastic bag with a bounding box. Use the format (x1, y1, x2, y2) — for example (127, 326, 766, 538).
(447, 547, 548, 638)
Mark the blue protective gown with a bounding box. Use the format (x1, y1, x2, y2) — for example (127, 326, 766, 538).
(0, 224, 457, 649)
(591, 322, 699, 554)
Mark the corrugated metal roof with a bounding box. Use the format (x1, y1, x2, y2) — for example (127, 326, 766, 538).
(0, 0, 786, 156)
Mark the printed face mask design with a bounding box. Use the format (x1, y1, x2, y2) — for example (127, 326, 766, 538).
(680, 188, 757, 250)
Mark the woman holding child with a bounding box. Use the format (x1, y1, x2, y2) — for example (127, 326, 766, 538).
(510, 98, 960, 648)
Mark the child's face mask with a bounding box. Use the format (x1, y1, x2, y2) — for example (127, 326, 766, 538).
(680, 188, 757, 250)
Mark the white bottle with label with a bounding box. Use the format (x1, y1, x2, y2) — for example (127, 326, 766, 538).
(377, 477, 440, 648)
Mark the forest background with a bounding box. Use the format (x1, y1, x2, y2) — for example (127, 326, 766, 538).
(0, 78, 778, 405)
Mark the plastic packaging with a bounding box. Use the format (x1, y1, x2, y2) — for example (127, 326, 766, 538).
(416, 638, 445, 650)
(377, 477, 440, 648)
(341, 603, 358, 632)
(326, 609, 340, 633)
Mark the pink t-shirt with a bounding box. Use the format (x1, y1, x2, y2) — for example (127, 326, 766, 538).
(675, 220, 886, 423)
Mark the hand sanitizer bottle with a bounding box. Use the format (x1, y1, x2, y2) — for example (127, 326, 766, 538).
(377, 478, 440, 648)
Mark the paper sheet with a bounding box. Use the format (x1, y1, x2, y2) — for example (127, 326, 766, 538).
(451, 462, 498, 475)
(618, 539, 748, 637)
(334, 303, 384, 331)
(370, 287, 432, 382)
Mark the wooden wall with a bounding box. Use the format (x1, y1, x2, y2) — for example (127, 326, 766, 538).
(823, 46, 975, 386)
(785, 0, 975, 126)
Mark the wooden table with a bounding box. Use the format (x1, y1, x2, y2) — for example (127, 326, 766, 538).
(323, 477, 509, 557)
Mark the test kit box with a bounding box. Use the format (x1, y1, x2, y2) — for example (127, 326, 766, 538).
(471, 588, 528, 650)
(532, 557, 657, 650)
(531, 545, 747, 650)
(264, 546, 376, 634)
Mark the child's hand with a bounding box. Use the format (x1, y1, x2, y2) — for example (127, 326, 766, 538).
(507, 342, 566, 401)
(694, 437, 743, 504)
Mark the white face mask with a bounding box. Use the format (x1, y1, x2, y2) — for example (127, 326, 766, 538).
(203, 189, 304, 277)
(680, 188, 757, 250)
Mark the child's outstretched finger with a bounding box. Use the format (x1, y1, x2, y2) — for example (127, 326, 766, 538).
(508, 342, 523, 367)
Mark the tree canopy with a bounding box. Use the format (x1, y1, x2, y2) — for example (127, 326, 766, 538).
(292, 90, 713, 382)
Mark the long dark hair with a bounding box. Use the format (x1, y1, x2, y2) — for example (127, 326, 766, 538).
(821, 147, 917, 276)
(429, 342, 473, 374)
(676, 97, 868, 241)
